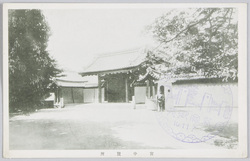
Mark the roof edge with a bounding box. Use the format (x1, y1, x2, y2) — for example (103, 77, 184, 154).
(82, 48, 143, 73)
(79, 65, 141, 76)
(56, 79, 87, 83)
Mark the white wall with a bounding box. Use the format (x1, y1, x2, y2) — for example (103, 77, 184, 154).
(134, 87, 147, 103)
(83, 88, 95, 103)
(83, 88, 105, 103)
(172, 83, 238, 108)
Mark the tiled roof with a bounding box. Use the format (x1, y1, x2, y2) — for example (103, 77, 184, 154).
(58, 71, 86, 82)
(137, 67, 208, 83)
(55, 72, 98, 87)
(80, 48, 146, 75)
(56, 79, 86, 87)
(137, 67, 161, 82)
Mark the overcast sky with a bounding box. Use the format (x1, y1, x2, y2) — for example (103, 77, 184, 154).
(42, 8, 168, 72)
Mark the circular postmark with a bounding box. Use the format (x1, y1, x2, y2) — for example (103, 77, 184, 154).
(155, 84, 234, 143)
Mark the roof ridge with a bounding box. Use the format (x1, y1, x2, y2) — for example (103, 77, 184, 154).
(79, 47, 147, 75)
(81, 48, 142, 73)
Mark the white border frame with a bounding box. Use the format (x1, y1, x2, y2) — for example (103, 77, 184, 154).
(2, 3, 248, 158)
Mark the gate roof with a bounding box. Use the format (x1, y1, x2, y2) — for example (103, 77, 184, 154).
(79, 48, 146, 76)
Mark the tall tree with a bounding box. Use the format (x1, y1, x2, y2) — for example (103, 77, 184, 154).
(9, 10, 61, 112)
(146, 8, 238, 81)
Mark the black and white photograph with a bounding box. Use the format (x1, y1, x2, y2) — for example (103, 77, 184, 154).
(2, 3, 247, 158)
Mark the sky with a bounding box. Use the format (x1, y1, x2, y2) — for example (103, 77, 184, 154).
(42, 8, 169, 72)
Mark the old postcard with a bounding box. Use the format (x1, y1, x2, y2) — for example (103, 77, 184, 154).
(2, 3, 247, 158)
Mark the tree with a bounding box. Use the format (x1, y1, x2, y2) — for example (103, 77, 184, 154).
(9, 10, 61, 112)
(146, 8, 238, 81)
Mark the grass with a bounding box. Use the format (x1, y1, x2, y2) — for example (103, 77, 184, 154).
(204, 123, 238, 149)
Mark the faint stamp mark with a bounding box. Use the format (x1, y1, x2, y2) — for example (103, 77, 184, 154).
(155, 85, 234, 143)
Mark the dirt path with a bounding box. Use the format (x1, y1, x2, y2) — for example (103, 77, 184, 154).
(9, 103, 238, 150)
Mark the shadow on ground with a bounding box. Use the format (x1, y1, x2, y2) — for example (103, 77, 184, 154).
(204, 123, 238, 149)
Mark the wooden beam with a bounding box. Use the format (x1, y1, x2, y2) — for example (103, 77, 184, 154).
(106, 79, 109, 102)
(146, 80, 149, 98)
(71, 87, 74, 103)
(98, 75, 102, 103)
(125, 76, 129, 102)
(56, 88, 59, 103)
(149, 80, 153, 97)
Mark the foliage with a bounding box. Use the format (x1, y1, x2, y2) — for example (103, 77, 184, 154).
(147, 8, 238, 81)
(9, 10, 61, 112)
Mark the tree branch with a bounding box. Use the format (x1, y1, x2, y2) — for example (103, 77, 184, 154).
(162, 9, 217, 44)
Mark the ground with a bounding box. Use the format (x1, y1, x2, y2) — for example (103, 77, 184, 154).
(9, 103, 238, 150)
